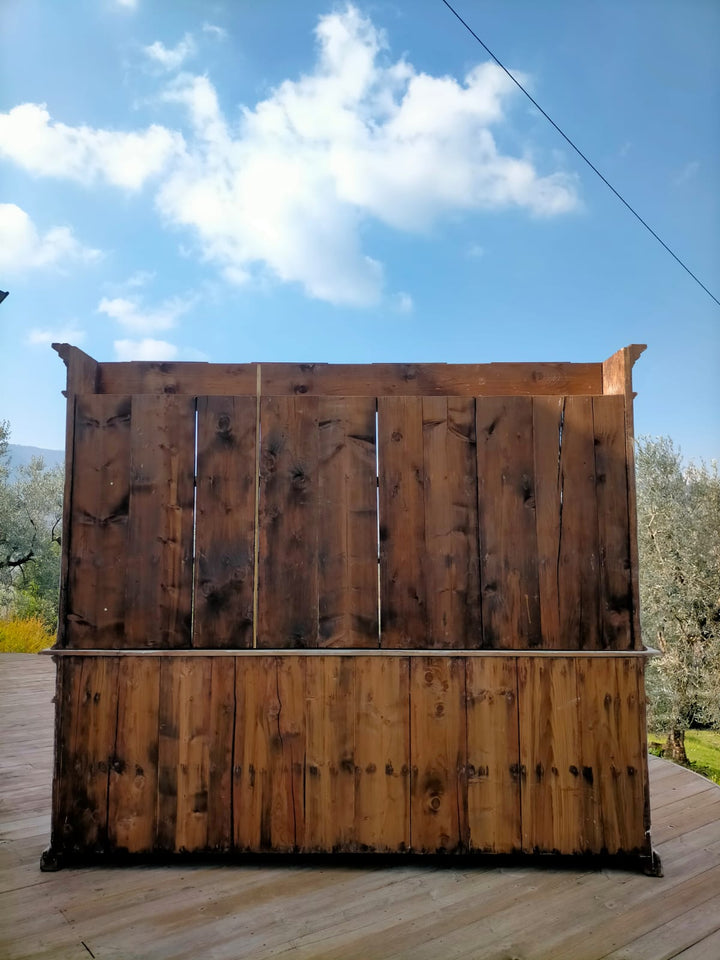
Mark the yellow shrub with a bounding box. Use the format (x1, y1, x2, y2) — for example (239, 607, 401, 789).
(0, 617, 54, 653)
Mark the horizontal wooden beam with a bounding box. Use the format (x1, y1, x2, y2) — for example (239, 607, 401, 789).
(43, 646, 661, 658)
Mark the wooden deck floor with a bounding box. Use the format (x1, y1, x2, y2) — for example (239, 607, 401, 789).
(1, 654, 719, 960)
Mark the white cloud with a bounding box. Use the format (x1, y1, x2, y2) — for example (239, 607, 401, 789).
(144, 34, 196, 72)
(26, 324, 86, 346)
(115, 0, 137, 9)
(0, 5, 578, 307)
(0, 103, 183, 190)
(97, 293, 193, 333)
(114, 338, 179, 361)
(202, 23, 228, 41)
(155, 5, 577, 305)
(0, 203, 101, 273)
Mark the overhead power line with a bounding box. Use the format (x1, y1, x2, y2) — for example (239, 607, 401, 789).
(440, 0, 720, 309)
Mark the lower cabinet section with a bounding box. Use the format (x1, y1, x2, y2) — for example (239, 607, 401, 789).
(48, 653, 652, 863)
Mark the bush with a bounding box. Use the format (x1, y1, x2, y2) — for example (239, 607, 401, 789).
(0, 617, 55, 653)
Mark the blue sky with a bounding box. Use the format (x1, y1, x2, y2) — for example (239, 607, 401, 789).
(0, 0, 718, 461)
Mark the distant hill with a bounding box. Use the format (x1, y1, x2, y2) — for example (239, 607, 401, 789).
(5, 444, 64, 478)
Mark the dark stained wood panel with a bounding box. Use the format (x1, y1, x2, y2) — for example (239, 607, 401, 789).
(97, 359, 602, 398)
(592, 396, 633, 650)
(54, 656, 119, 854)
(303, 657, 356, 851)
(422, 397, 481, 648)
(261, 362, 603, 397)
(66, 395, 132, 648)
(378, 397, 426, 647)
(476, 397, 541, 649)
(354, 656, 410, 851)
(108, 656, 160, 854)
(193, 396, 257, 649)
(556, 397, 601, 649)
(124, 395, 196, 649)
(98, 361, 258, 397)
(409, 657, 466, 853)
(532, 396, 564, 649)
(207, 657, 236, 851)
(257, 397, 320, 648)
(465, 657, 521, 853)
(317, 397, 378, 648)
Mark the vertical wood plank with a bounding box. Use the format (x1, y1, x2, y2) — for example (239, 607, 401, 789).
(157, 658, 213, 852)
(576, 657, 650, 854)
(603, 344, 645, 648)
(257, 397, 320, 648)
(592, 396, 633, 649)
(422, 397, 481, 648)
(533, 396, 563, 649)
(518, 657, 584, 854)
(476, 398, 540, 648)
(207, 657, 236, 850)
(354, 657, 410, 851)
(55, 656, 119, 854)
(125, 396, 196, 648)
(66, 395, 131, 648)
(378, 397, 426, 647)
(317, 398, 378, 648)
(233, 657, 306, 851)
(303, 657, 356, 851)
(108, 656, 160, 853)
(465, 657, 521, 853)
(409, 657, 466, 853)
(53, 344, 98, 649)
(557, 397, 601, 649)
(194, 397, 257, 648)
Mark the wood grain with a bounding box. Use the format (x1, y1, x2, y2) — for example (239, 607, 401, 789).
(66, 395, 132, 648)
(257, 397, 320, 648)
(422, 397, 481, 648)
(317, 398, 378, 648)
(108, 656, 160, 854)
(354, 656, 410, 851)
(409, 657, 466, 852)
(124, 396, 196, 649)
(465, 657, 521, 853)
(592, 396, 633, 649)
(194, 396, 257, 648)
(518, 657, 584, 854)
(55, 656, 119, 854)
(378, 397, 426, 647)
(476, 397, 540, 649)
(303, 657, 356, 851)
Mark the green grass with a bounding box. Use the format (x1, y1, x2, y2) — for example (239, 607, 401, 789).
(648, 728, 720, 785)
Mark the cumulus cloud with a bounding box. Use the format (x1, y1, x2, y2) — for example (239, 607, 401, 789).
(114, 338, 179, 361)
(0, 203, 101, 273)
(0, 5, 578, 306)
(26, 324, 86, 346)
(144, 34, 196, 71)
(97, 293, 193, 333)
(0, 103, 183, 190)
(154, 5, 577, 304)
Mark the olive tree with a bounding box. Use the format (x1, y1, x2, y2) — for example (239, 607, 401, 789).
(636, 437, 720, 761)
(0, 421, 64, 628)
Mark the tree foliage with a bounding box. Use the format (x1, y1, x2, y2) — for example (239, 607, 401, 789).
(0, 421, 64, 629)
(636, 437, 720, 761)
